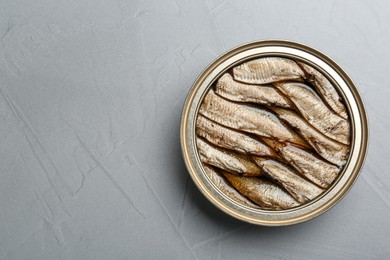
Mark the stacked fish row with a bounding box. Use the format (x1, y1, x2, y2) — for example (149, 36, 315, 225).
(196, 57, 351, 210)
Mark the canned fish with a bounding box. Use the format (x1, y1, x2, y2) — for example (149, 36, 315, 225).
(180, 40, 368, 226)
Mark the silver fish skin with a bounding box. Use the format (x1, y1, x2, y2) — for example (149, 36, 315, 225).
(274, 82, 350, 145)
(196, 137, 262, 176)
(272, 108, 349, 166)
(202, 165, 260, 209)
(262, 138, 340, 188)
(196, 115, 277, 157)
(253, 157, 324, 203)
(215, 73, 293, 108)
(233, 57, 305, 84)
(223, 172, 299, 210)
(199, 90, 309, 148)
(298, 62, 348, 119)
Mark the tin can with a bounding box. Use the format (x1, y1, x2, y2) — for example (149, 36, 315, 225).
(180, 40, 368, 226)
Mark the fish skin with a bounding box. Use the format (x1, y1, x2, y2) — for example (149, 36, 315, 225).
(196, 137, 262, 176)
(223, 172, 299, 210)
(274, 82, 350, 145)
(262, 138, 340, 188)
(199, 90, 309, 148)
(196, 114, 277, 157)
(298, 62, 348, 119)
(233, 57, 305, 84)
(253, 157, 324, 203)
(202, 164, 260, 209)
(272, 108, 349, 166)
(215, 73, 294, 108)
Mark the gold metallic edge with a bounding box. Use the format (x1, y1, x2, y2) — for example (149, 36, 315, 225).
(180, 40, 368, 226)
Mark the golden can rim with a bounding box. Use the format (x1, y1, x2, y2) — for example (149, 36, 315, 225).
(180, 40, 368, 226)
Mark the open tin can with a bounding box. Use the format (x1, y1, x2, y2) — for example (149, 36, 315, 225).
(180, 40, 368, 226)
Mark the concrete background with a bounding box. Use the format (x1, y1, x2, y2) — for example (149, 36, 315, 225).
(0, 0, 389, 259)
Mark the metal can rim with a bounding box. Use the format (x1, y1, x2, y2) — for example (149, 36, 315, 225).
(180, 40, 369, 226)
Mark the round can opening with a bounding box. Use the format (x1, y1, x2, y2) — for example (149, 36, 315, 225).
(181, 40, 368, 226)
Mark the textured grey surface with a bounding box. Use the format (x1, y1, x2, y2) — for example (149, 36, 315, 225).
(0, 0, 388, 259)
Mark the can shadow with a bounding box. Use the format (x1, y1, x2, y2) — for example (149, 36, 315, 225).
(186, 184, 334, 249)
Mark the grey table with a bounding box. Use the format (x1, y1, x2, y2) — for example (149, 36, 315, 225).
(0, 0, 389, 259)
